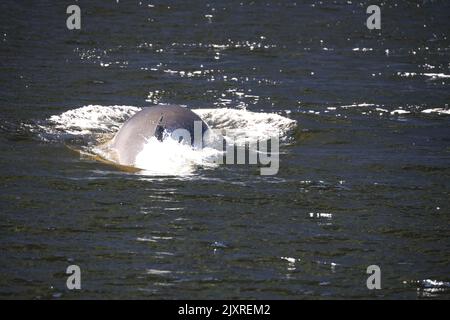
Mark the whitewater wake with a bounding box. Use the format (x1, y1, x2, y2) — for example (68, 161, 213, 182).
(41, 105, 296, 176)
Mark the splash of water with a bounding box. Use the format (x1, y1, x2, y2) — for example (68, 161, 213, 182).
(40, 104, 297, 176)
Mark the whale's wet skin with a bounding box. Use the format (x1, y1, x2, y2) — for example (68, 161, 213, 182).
(1, 1, 450, 299)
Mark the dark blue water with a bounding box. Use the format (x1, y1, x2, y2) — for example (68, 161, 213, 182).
(0, 0, 449, 299)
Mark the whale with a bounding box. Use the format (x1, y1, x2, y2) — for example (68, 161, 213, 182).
(101, 105, 209, 167)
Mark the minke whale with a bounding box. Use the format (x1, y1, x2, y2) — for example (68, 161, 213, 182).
(102, 105, 209, 167)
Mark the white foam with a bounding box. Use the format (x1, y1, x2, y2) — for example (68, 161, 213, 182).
(146, 269, 172, 275)
(423, 73, 450, 79)
(397, 72, 450, 80)
(340, 103, 377, 109)
(133, 136, 221, 176)
(136, 237, 157, 242)
(412, 279, 450, 297)
(335, 103, 448, 117)
(193, 108, 296, 145)
(352, 47, 373, 52)
(390, 109, 411, 115)
(422, 279, 448, 287)
(421, 108, 450, 115)
(137, 236, 173, 242)
(281, 257, 298, 264)
(48, 105, 140, 135)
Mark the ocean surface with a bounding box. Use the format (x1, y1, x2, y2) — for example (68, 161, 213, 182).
(0, 0, 449, 299)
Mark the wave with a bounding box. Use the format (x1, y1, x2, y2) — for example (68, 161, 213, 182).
(41, 105, 296, 176)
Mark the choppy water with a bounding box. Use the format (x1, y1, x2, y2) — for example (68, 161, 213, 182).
(1, 0, 449, 299)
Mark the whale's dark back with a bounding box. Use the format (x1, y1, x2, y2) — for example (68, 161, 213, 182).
(109, 105, 208, 166)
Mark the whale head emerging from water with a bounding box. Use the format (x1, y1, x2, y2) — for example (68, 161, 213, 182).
(104, 105, 209, 167)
